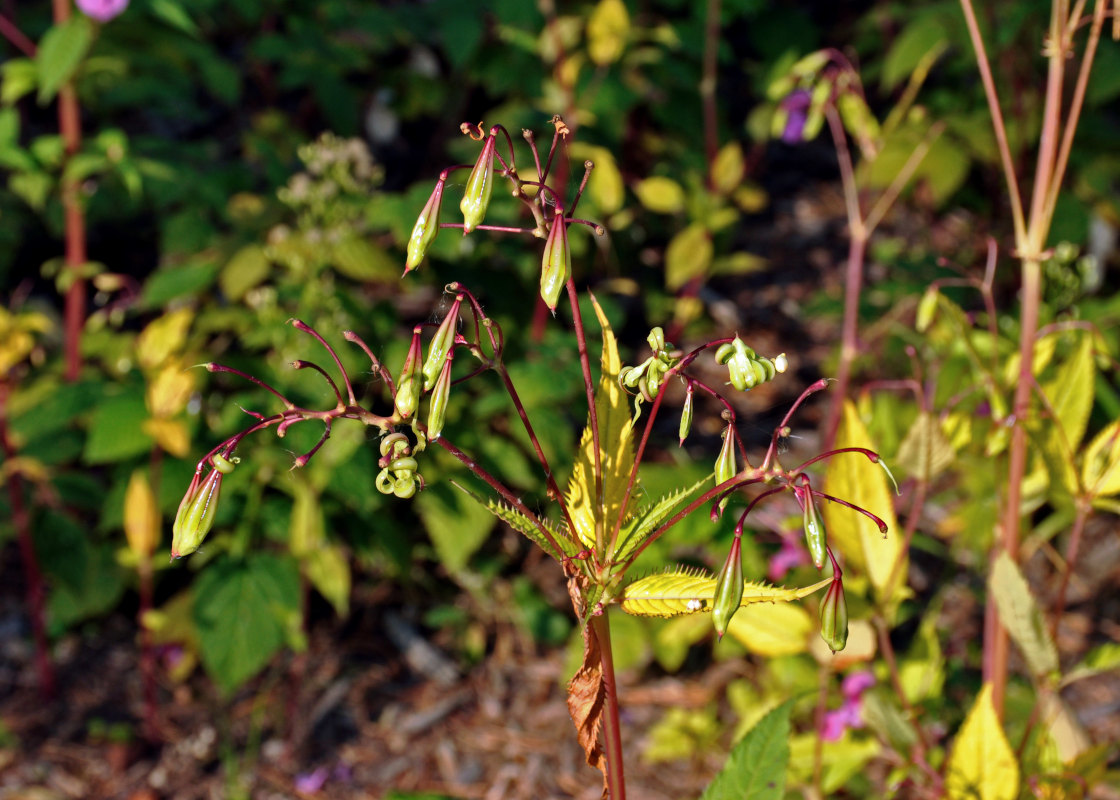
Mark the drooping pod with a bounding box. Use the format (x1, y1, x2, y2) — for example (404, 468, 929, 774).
(712, 534, 745, 640)
(539, 208, 571, 311)
(818, 577, 848, 653)
(800, 489, 827, 570)
(460, 133, 496, 233)
(394, 327, 424, 419)
(426, 354, 453, 441)
(171, 453, 240, 559)
(714, 424, 737, 512)
(404, 178, 445, 274)
(422, 294, 462, 391)
(678, 384, 694, 446)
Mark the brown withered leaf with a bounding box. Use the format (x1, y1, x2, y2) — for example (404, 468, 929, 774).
(565, 567, 607, 794)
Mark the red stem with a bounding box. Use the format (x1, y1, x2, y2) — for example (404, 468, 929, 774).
(591, 613, 626, 800)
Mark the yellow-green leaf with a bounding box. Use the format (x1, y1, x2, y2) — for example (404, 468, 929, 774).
(305, 544, 350, 617)
(896, 410, 955, 481)
(710, 142, 745, 196)
(945, 684, 1020, 800)
(989, 551, 1059, 682)
(136, 308, 193, 370)
(586, 0, 629, 66)
(1082, 421, 1120, 498)
(620, 568, 830, 618)
(633, 175, 685, 214)
(124, 469, 160, 559)
(289, 481, 324, 557)
(822, 401, 903, 605)
(726, 601, 813, 657)
(570, 143, 624, 214)
(665, 223, 712, 290)
(220, 244, 270, 300)
(565, 295, 634, 549)
(613, 472, 712, 563)
(1041, 332, 1094, 456)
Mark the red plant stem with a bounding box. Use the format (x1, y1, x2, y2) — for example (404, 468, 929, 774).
(700, 0, 721, 172)
(138, 554, 157, 739)
(0, 12, 36, 56)
(1050, 499, 1090, 641)
(0, 381, 56, 699)
(53, 0, 87, 382)
(591, 613, 626, 800)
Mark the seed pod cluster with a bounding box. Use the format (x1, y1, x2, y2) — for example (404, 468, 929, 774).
(376, 433, 424, 499)
(714, 336, 787, 392)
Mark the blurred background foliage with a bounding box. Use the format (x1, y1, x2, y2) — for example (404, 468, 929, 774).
(2, 0, 1119, 794)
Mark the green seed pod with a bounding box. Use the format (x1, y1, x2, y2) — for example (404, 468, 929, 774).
(375, 468, 395, 495)
(714, 342, 735, 364)
(394, 327, 424, 419)
(712, 535, 745, 640)
(916, 287, 939, 332)
(171, 456, 237, 560)
(539, 209, 571, 311)
(678, 384, 694, 446)
(404, 179, 445, 274)
(422, 294, 462, 391)
(715, 425, 737, 511)
(818, 578, 849, 653)
(460, 134, 496, 233)
(801, 491, 827, 570)
(380, 432, 409, 459)
(647, 327, 666, 353)
(426, 355, 453, 441)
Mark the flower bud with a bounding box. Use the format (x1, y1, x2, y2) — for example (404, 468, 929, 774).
(712, 534, 745, 640)
(460, 134, 496, 233)
(422, 294, 462, 391)
(426, 354, 453, 441)
(715, 424, 737, 512)
(404, 179, 445, 274)
(171, 454, 239, 559)
(801, 491, 827, 570)
(539, 209, 571, 311)
(818, 577, 849, 653)
(678, 384, 693, 446)
(394, 327, 424, 419)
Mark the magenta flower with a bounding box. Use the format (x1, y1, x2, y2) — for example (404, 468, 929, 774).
(294, 766, 329, 794)
(779, 89, 812, 144)
(767, 534, 810, 581)
(76, 0, 129, 23)
(821, 670, 875, 741)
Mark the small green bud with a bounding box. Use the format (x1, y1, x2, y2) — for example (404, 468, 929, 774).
(460, 133, 496, 233)
(916, 287, 939, 332)
(422, 294, 462, 391)
(404, 179, 445, 274)
(171, 454, 239, 559)
(678, 384, 694, 446)
(818, 577, 849, 653)
(539, 208, 571, 311)
(715, 424, 737, 511)
(394, 327, 424, 419)
(712, 534, 745, 640)
(800, 490, 827, 570)
(426, 354, 453, 441)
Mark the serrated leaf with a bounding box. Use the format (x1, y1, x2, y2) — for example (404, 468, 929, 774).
(945, 684, 1020, 800)
(822, 401, 903, 605)
(36, 17, 93, 104)
(896, 410, 955, 481)
(565, 295, 634, 550)
(700, 699, 792, 800)
(453, 480, 576, 560)
(989, 551, 1059, 682)
(619, 568, 830, 618)
(1082, 420, 1120, 498)
(613, 472, 712, 563)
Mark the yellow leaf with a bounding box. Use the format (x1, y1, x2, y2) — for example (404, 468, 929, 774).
(569, 143, 624, 214)
(1041, 332, 1094, 455)
(727, 601, 813, 656)
(822, 401, 903, 605)
(289, 481, 325, 557)
(136, 308, 193, 370)
(620, 567, 830, 618)
(731, 183, 767, 213)
(665, 223, 712, 290)
(710, 142, 745, 196)
(1082, 421, 1120, 498)
(305, 545, 350, 617)
(945, 684, 1020, 800)
(633, 175, 685, 214)
(124, 469, 160, 559)
(896, 410, 955, 481)
(146, 362, 196, 418)
(586, 0, 629, 66)
(565, 295, 634, 549)
(141, 417, 190, 457)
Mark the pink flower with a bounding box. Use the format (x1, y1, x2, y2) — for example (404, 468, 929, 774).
(821, 670, 874, 741)
(76, 0, 129, 22)
(767, 535, 809, 581)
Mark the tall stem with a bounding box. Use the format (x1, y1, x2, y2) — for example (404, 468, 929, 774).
(53, 0, 87, 382)
(591, 613, 626, 800)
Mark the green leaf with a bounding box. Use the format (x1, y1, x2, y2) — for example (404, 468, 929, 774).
(305, 545, 351, 617)
(700, 699, 792, 800)
(83, 389, 153, 464)
(415, 482, 495, 573)
(193, 554, 301, 694)
(149, 0, 200, 35)
(140, 261, 221, 308)
(882, 16, 949, 90)
(48, 542, 125, 631)
(330, 235, 398, 282)
(1, 58, 37, 106)
(1063, 642, 1120, 686)
(564, 295, 634, 550)
(36, 17, 94, 105)
(620, 567, 829, 618)
(664, 223, 713, 290)
(613, 472, 711, 563)
(989, 553, 1057, 683)
(822, 401, 904, 605)
(1082, 421, 1120, 498)
(219, 244, 270, 301)
(1041, 331, 1095, 456)
(453, 481, 577, 560)
(945, 684, 1020, 800)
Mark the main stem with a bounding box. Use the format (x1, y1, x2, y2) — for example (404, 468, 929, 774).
(591, 613, 626, 800)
